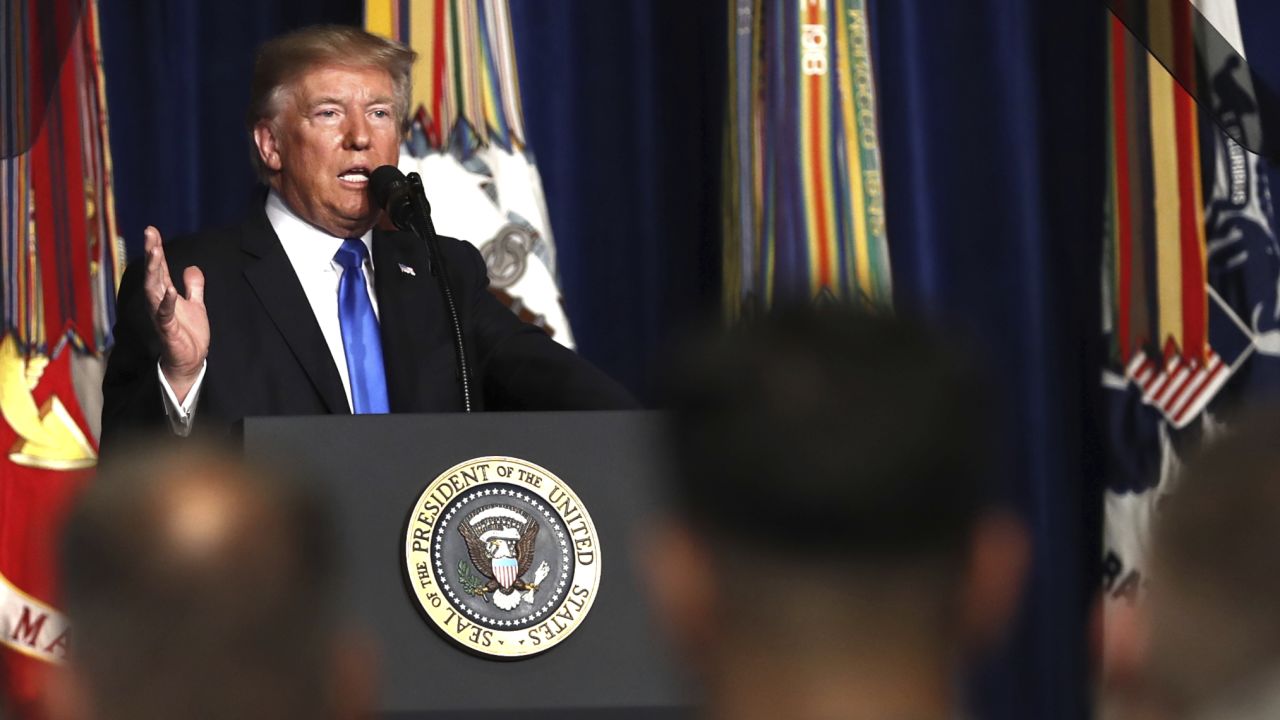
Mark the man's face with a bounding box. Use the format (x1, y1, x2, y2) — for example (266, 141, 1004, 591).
(255, 64, 401, 237)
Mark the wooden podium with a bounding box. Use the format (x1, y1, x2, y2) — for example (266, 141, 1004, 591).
(242, 411, 691, 719)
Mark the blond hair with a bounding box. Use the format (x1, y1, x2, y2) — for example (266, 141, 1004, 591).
(246, 25, 417, 180)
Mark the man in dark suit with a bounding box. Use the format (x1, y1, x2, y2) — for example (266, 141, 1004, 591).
(101, 26, 632, 453)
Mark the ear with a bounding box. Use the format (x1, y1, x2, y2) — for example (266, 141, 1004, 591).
(252, 121, 283, 173)
(959, 510, 1030, 652)
(642, 519, 721, 668)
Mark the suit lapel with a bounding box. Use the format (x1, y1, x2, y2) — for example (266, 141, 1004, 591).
(240, 210, 349, 414)
(373, 230, 441, 412)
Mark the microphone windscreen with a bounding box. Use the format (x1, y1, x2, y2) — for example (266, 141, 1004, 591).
(369, 165, 407, 209)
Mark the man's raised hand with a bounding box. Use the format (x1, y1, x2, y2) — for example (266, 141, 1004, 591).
(143, 226, 209, 402)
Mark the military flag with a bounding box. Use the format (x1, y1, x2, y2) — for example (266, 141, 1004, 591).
(365, 0, 575, 347)
(1100, 0, 1280, 612)
(723, 0, 891, 318)
(0, 0, 124, 714)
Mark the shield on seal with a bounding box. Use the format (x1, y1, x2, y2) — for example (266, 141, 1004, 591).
(493, 556, 519, 589)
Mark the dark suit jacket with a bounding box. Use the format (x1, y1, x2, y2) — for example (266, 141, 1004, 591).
(100, 205, 635, 454)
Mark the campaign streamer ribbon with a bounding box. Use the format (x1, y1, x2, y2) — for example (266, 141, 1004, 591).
(724, 0, 891, 319)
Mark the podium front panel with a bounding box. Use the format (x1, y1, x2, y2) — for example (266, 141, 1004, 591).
(243, 411, 690, 718)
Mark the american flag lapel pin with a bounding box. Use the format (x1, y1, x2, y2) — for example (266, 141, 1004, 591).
(398, 263, 416, 277)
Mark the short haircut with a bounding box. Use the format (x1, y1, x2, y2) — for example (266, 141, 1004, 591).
(246, 24, 417, 180)
(60, 445, 339, 719)
(664, 304, 992, 568)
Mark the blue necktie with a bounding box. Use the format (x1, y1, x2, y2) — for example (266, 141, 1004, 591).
(334, 238, 390, 414)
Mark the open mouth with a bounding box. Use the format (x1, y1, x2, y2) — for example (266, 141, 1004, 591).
(337, 166, 370, 184)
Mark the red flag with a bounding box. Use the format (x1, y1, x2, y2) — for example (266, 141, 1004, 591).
(1, 0, 122, 714)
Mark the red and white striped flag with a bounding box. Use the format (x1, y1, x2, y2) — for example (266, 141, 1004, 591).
(1125, 346, 1230, 429)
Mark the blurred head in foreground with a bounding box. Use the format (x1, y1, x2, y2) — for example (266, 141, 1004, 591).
(51, 445, 372, 720)
(653, 304, 1028, 720)
(1139, 409, 1280, 719)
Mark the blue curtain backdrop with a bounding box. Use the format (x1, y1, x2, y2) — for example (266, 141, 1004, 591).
(508, 0, 726, 400)
(95, 1, 1129, 717)
(873, 2, 1105, 718)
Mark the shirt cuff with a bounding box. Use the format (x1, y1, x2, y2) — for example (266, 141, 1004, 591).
(157, 360, 207, 437)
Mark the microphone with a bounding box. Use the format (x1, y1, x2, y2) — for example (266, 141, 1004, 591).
(370, 165, 437, 276)
(367, 164, 474, 412)
(370, 165, 427, 232)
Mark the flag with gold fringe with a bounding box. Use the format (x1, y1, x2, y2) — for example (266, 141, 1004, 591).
(1100, 0, 1280, 614)
(366, 0, 575, 347)
(724, 0, 891, 319)
(0, 0, 123, 713)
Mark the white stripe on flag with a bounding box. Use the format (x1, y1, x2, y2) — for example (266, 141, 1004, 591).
(1142, 356, 1182, 400)
(1172, 360, 1231, 427)
(1125, 353, 1148, 378)
(1166, 354, 1222, 419)
(1135, 364, 1155, 385)
(1154, 364, 1193, 407)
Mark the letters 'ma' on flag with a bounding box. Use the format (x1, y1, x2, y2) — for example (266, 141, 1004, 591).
(366, 0, 576, 348)
(724, 0, 891, 318)
(1, 0, 124, 714)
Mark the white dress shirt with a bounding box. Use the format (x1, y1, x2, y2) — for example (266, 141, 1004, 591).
(160, 190, 378, 434)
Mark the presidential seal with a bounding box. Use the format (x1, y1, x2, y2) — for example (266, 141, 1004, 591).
(403, 456, 601, 658)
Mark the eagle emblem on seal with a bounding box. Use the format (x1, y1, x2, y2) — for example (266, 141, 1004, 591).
(458, 504, 550, 611)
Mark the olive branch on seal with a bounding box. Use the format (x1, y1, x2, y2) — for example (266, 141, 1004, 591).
(457, 560, 486, 598)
